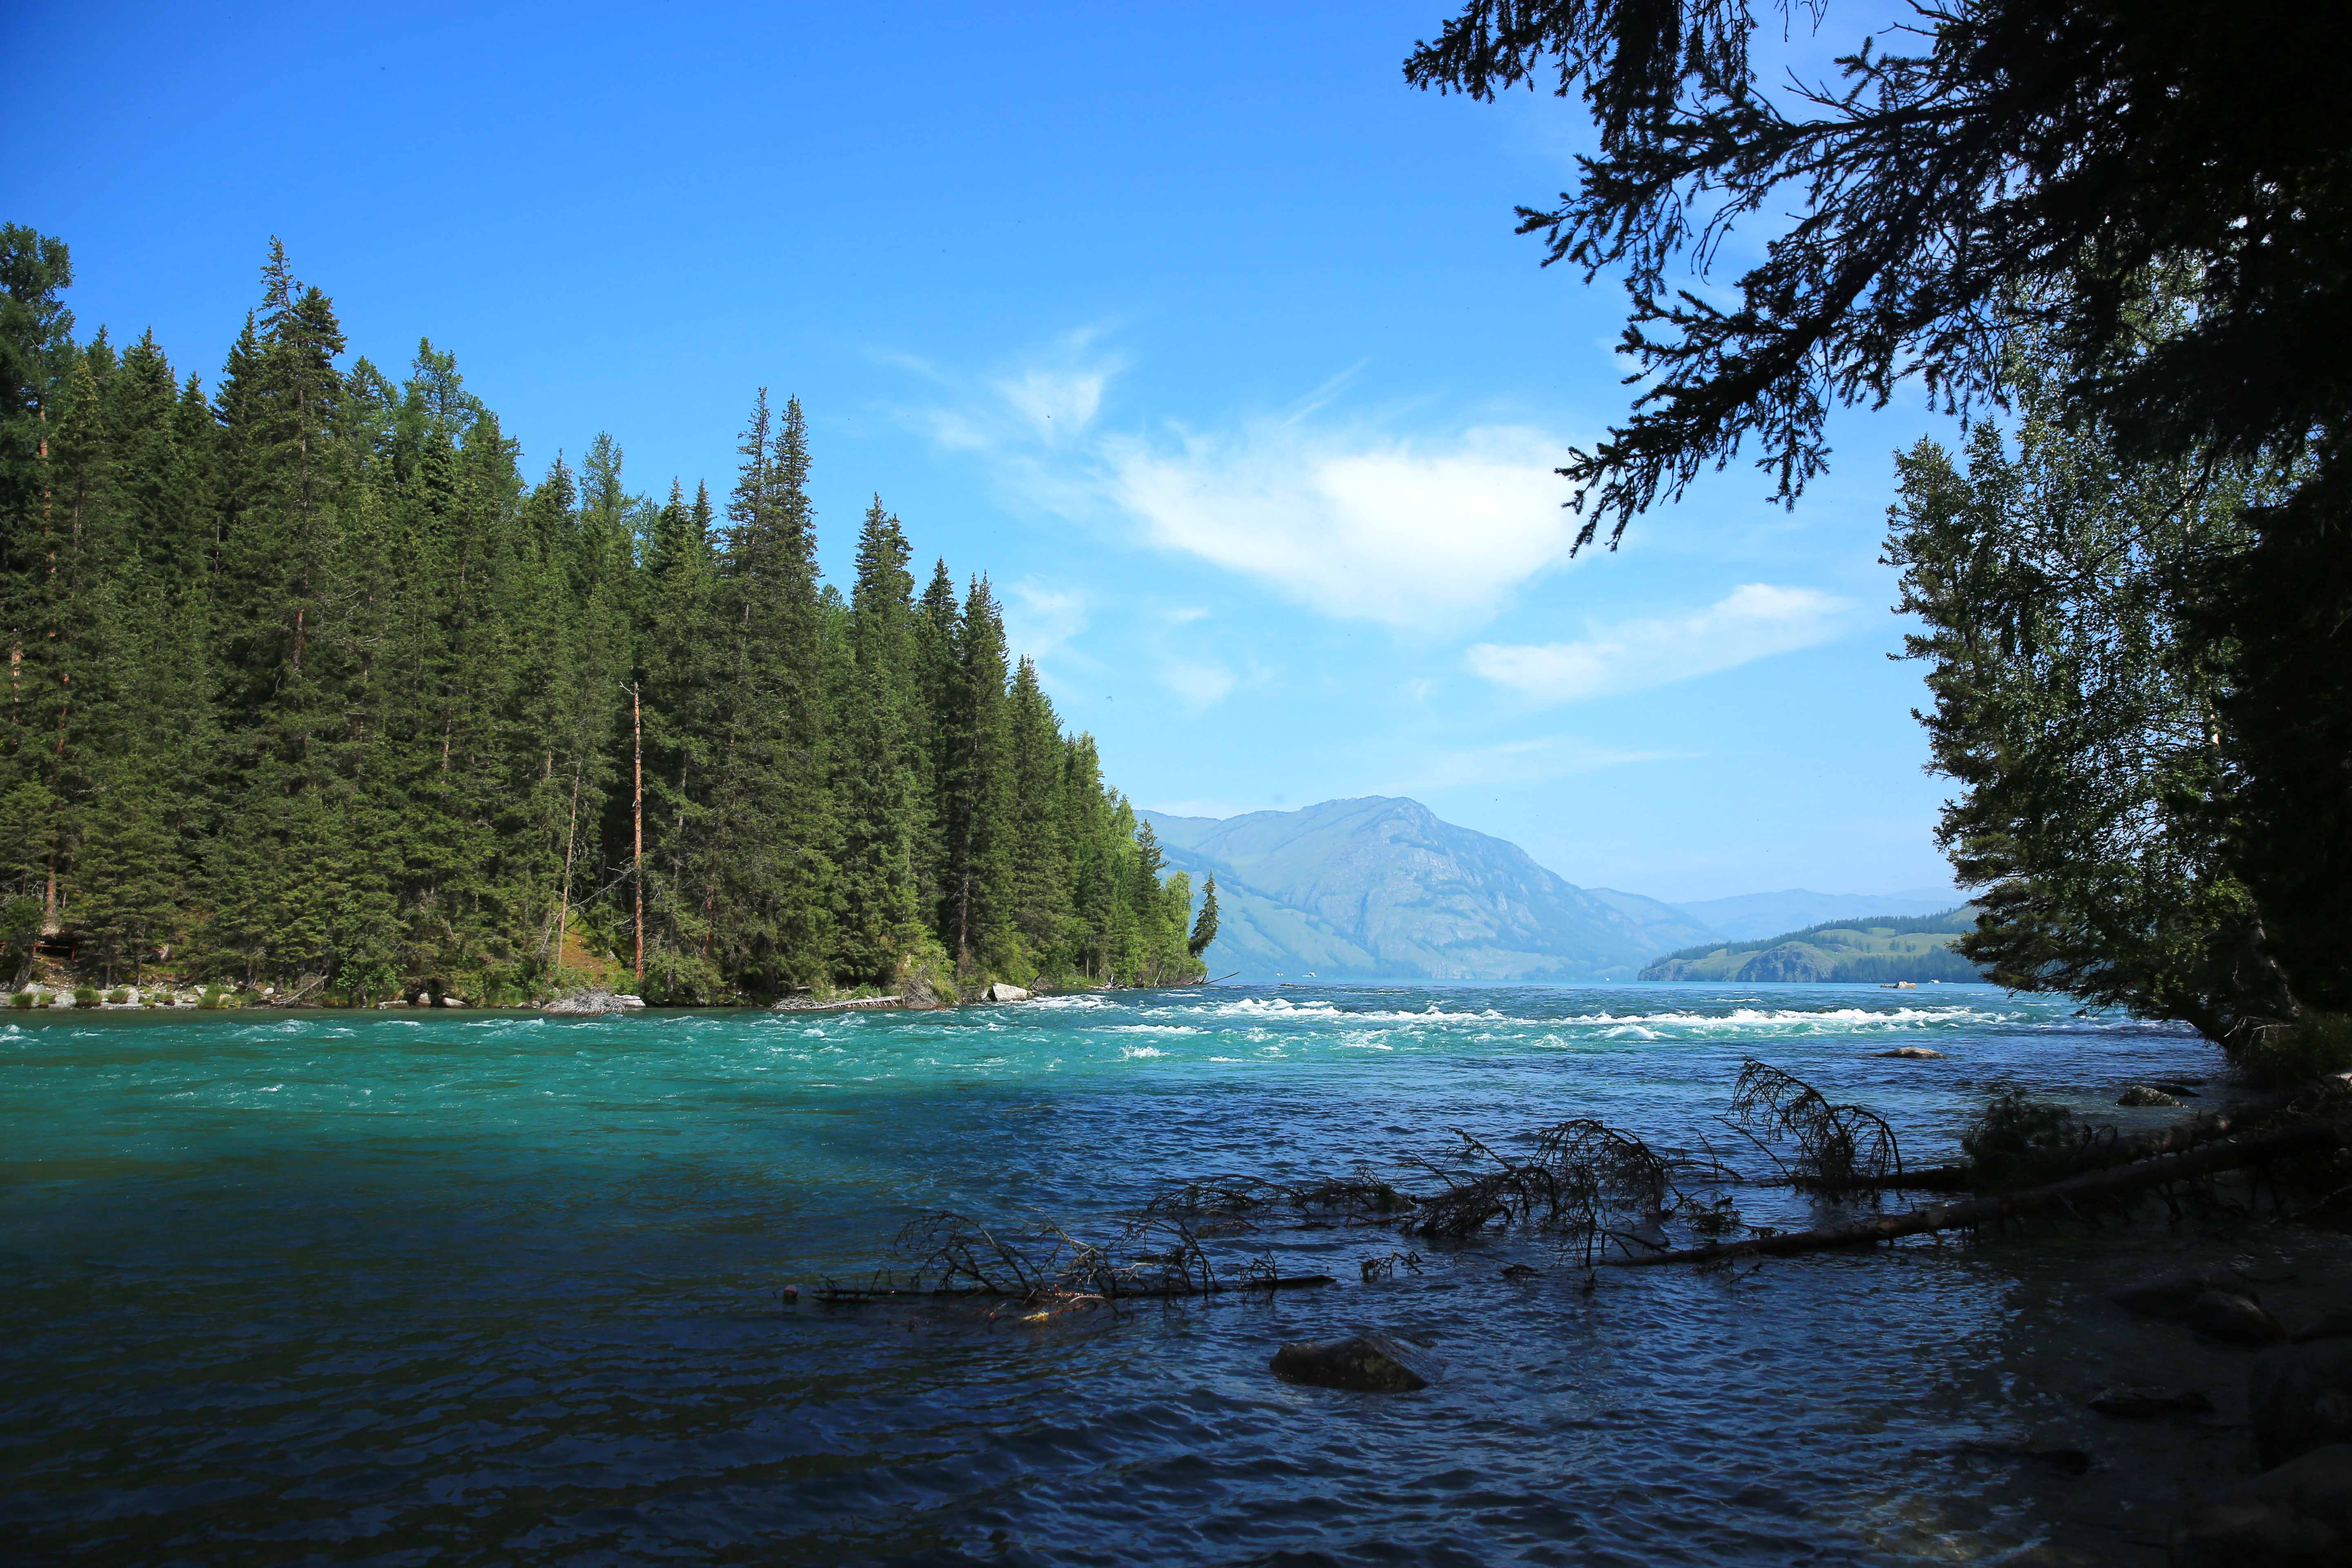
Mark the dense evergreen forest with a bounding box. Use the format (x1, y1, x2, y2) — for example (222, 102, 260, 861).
(0, 228, 1208, 1003)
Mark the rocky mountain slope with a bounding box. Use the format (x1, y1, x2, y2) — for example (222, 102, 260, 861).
(1142, 797, 1714, 981)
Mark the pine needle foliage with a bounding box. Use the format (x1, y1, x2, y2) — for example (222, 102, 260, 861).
(0, 233, 1203, 999)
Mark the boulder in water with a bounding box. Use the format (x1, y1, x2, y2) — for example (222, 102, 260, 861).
(2089, 1384, 2214, 1419)
(1876, 1046, 1945, 1059)
(2189, 1290, 2291, 1348)
(2253, 1341, 2352, 1468)
(2170, 1443, 2352, 1567)
(2119, 1084, 2185, 1107)
(541, 990, 645, 1015)
(1269, 1332, 1442, 1392)
(984, 982, 1030, 1003)
(2110, 1266, 2261, 1322)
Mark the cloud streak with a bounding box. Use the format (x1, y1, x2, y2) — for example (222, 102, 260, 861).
(896, 340, 1584, 632)
(1467, 584, 1854, 704)
(1389, 735, 1692, 792)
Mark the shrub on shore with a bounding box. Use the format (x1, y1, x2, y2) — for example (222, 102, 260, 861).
(2238, 1013, 2352, 1089)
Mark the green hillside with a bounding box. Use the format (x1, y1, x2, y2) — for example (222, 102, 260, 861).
(1639, 908, 1986, 984)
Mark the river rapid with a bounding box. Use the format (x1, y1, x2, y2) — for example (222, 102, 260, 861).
(5, 983, 2348, 1565)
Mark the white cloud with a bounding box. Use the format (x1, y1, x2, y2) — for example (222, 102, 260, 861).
(992, 365, 1111, 445)
(893, 339, 1584, 633)
(1098, 421, 1579, 630)
(1468, 584, 1854, 704)
(1162, 659, 1238, 709)
(1391, 735, 1690, 791)
(1002, 580, 1089, 664)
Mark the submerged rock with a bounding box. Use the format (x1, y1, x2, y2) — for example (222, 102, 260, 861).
(1877, 1046, 1945, 1059)
(2191, 1290, 2291, 1348)
(2111, 1266, 2261, 1322)
(2253, 1341, 2352, 1468)
(2089, 1384, 2214, 1419)
(2119, 1084, 2186, 1107)
(1269, 1332, 1442, 1392)
(2170, 1443, 2352, 1567)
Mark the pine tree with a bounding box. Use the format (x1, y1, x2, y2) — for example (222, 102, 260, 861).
(1005, 655, 1072, 969)
(1189, 874, 1220, 960)
(939, 575, 1017, 972)
(699, 392, 833, 993)
(831, 498, 921, 981)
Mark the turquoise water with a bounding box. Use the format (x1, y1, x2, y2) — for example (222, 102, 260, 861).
(3, 984, 2344, 1564)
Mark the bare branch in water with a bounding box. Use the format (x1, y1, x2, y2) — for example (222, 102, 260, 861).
(1729, 1059, 1904, 1196)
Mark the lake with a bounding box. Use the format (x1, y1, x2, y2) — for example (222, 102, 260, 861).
(4, 984, 2342, 1564)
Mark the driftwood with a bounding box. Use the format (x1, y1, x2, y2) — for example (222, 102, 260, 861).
(815, 1274, 1336, 1303)
(771, 994, 905, 1013)
(1606, 1117, 2349, 1267)
(816, 1208, 1340, 1305)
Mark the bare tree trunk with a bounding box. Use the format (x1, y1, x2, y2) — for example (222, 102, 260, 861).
(552, 771, 581, 968)
(632, 683, 644, 987)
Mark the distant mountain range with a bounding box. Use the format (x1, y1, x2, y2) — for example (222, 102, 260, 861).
(1138, 797, 1963, 982)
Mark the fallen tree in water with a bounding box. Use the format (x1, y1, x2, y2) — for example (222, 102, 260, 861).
(806, 1064, 2352, 1295)
(814, 1208, 1336, 1305)
(1607, 1114, 2350, 1267)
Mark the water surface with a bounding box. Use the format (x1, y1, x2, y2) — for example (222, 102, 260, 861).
(4, 984, 2342, 1564)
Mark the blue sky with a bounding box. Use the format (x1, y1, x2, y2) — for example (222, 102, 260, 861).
(7, 0, 1959, 904)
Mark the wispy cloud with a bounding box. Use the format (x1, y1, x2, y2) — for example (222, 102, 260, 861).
(893, 338, 1583, 632)
(1390, 735, 1691, 792)
(1161, 658, 1238, 709)
(992, 364, 1113, 445)
(1468, 584, 1854, 704)
(1002, 580, 1089, 664)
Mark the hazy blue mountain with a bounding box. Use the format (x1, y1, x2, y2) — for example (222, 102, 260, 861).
(1667, 887, 1964, 941)
(1139, 797, 1715, 981)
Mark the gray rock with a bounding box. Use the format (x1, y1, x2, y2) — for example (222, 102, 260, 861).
(2254, 1341, 2352, 1468)
(2091, 1384, 2215, 1419)
(984, 982, 1031, 1002)
(1269, 1332, 1443, 1392)
(2112, 1267, 2262, 1322)
(2170, 1443, 2352, 1567)
(541, 989, 641, 1015)
(2191, 1290, 2292, 1348)
(2120, 1084, 2187, 1107)
(1877, 1046, 1946, 1059)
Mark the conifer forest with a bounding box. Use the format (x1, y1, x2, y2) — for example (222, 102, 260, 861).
(0, 229, 1209, 1003)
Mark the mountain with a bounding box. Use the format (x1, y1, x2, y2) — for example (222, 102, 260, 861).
(1639, 908, 1985, 984)
(1139, 797, 1714, 981)
(1666, 887, 1966, 941)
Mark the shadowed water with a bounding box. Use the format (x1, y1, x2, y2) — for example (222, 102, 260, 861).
(4, 983, 2344, 1565)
